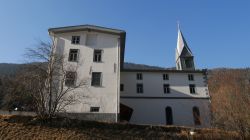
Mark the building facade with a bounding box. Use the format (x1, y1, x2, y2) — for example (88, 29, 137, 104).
(120, 70, 210, 127)
(49, 25, 211, 127)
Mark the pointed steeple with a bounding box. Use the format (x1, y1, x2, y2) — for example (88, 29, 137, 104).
(175, 25, 195, 70)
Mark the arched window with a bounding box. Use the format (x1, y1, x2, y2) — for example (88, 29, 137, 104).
(165, 106, 173, 125)
(193, 106, 201, 125)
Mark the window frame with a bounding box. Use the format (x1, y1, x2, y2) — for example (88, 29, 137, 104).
(71, 36, 80, 44)
(91, 72, 102, 87)
(188, 74, 194, 81)
(93, 49, 103, 62)
(136, 84, 143, 94)
(189, 84, 196, 94)
(68, 49, 79, 62)
(163, 74, 169, 80)
(136, 73, 143, 80)
(65, 71, 77, 87)
(163, 84, 170, 94)
(90, 107, 100, 112)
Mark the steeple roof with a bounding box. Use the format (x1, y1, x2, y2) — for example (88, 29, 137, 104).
(175, 28, 193, 61)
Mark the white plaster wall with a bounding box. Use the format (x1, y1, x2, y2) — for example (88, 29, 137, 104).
(52, 31, 120, 114)
(120, 72, 209, 98)
(120, 72, 211, 127)
(121, 98, 211, 127)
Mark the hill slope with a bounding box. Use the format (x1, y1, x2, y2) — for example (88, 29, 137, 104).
(0, 115, 241, 140)
(0, 63, 21, 76)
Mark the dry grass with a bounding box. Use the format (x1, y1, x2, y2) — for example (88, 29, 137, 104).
(0, 115, 243, 140)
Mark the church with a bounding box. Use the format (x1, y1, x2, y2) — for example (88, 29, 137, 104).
(48, 24, 211, 127)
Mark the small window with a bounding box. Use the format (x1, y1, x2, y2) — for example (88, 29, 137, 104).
(137, 73, 143, 80)
(91, 72, 102, 86)
(68, 49, 79, 62)
(137, 84, 143, 93)
(163, 74, 169, 80)
(120, 84, 124, 92)
(193, 106, 201, 125)
(189, 84, 196, 94)
(65, 72, 76, 87)
(90, 107, 100, 112)
(188, 74, 194, 81)
(71, 36, 80, 44)
(93, 50, 102, 62)
(164, 84, 170, 94)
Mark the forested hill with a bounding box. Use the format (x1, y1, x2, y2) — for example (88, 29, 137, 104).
(0, 63, 22, 76)
(0, 62, 167, 76)
(0, 63, 250, 76)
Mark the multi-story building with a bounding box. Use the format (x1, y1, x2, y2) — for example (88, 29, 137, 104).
(48, 25, 211, 127)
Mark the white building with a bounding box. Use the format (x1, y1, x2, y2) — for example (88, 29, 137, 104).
(48, 25, 211, 127)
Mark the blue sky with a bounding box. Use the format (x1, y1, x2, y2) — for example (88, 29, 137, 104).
(0, 0, 250, 68)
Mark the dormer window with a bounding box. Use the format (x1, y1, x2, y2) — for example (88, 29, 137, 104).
(71, 36, 80, 44)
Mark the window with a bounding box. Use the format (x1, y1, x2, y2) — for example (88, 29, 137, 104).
(68, 49, 79, 62)
(65, 72, 76, 87)
(163, 74, 169, 80)
(193, 106, 201, 125)
(164, 84, 170, 94)
(91, 72, 102, 86)
(188, 74, 194, 81)
(185, 59, 193, 68)
(137, 73, 143, 80)
(120, 84, 124, 92)
(90, 107, 100, 112)
(71, 36, 80, 44)
(165, 107, 173, 125)
(137, 84, 143, 93)
(93, 50, 102, 62)
(86, 34, 97, 46)
(189, 84, 196, 94)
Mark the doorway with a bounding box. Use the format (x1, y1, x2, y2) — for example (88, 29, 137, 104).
(165, 106, 173, 125)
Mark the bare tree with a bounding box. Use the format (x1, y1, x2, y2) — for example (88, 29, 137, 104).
(24, 39, 88, 119)
(209, 69, 250, 139)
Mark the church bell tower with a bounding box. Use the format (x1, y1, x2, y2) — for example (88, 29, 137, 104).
(175, 26, 195, 70)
